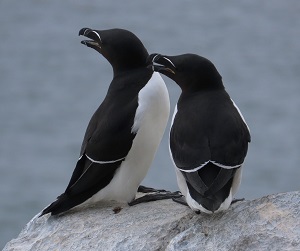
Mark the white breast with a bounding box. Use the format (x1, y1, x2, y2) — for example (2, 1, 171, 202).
(87, 72, 170, 203)
(131, 72, 170, 134)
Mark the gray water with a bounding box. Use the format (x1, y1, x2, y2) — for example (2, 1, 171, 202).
(1, 0, 299, 248)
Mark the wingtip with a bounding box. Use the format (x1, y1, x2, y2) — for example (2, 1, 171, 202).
(39, 197, 63, 217)
(39, 204, 53, 217)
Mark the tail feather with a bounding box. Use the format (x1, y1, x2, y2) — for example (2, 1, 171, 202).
(183, 163, 237, 212)
(39, 193, 85, 216)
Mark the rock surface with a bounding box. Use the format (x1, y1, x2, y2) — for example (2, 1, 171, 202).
(3, 191, 300, 251)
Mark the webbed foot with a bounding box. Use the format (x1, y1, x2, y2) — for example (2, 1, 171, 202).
(231, 198, 245, 204)
(129, 191, 182, 206)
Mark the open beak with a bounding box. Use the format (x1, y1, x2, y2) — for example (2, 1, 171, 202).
(147, 53, 176, 75)
(79, 28, 102, 52)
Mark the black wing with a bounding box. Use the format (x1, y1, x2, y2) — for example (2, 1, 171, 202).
(170, 91, 250, 211)
(41, 84, 140, 216)
(64, 90, 139, 191)
(40, 155, 124, 215)
(40, 69, 154, 216)
(170, 90, 250, 170)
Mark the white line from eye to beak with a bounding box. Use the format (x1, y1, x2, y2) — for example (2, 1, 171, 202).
(91, 31, 102, 43)
(163, 57, 176, 68)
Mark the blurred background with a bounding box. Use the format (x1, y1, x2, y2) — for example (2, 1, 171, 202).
(0, 0, 299, 248)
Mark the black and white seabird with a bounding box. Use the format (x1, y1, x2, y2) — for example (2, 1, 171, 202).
(40, 28, 170, 216)
(150, 53, 251, 214)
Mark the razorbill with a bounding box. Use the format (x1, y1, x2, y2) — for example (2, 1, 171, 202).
(40, 28, 170, 216)
(150, 53, 251, 214)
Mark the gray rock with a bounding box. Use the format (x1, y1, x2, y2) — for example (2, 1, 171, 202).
(3, 191, 300, 251)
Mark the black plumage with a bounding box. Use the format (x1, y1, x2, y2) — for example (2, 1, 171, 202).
(151, 53, 250, 213)
(40, 28, 169, 216)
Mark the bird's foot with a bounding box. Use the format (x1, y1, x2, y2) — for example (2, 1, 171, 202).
(172, 196, 188, 206)
(231, 198, 245, 204)
(137, 185, 169, 193)
(129, 191, 182, 206)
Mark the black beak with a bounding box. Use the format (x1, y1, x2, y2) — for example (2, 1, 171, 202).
(79, 28, 102, 52)
(147, 53, 176, 74)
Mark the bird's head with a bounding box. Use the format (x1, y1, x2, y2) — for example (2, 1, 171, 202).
(148, 53, 223, 92)
(79, 28, 149, 74)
